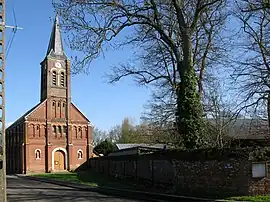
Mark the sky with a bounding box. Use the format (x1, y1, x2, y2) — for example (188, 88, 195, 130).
(5, 0, 152, 131)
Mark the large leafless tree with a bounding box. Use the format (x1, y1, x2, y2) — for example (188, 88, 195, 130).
(53, 0, 228, 149)
(140, 0, 229, 129)
(232, 0, 270, 128)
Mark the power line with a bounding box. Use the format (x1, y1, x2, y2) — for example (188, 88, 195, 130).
(5, 0, 23, 60)
(5, 28, 16, 59)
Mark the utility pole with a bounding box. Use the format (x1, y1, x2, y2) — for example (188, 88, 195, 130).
(0, 0, 6, 201)
(0, 0, 22, 201)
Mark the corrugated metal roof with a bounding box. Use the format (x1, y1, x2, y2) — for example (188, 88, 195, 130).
(116, 143, 172, 150)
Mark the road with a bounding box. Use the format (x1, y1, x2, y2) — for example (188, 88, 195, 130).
(7, 175, 144, 202)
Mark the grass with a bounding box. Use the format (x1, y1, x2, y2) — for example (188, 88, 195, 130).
(228, 196, 270, 201)
(32, 171, 98, 187)
(33, 171, 270, 201)
(31, 170, 148, 191)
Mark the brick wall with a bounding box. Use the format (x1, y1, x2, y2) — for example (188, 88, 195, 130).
(86, 149, 270, 197)
(6, 117, 93, 174)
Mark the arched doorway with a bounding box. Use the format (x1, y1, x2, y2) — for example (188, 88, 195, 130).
(53, 150, 65, 171)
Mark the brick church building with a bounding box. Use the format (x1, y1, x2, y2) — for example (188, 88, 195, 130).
(6, 16, 93, 174)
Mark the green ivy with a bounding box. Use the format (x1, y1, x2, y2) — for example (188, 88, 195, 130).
(175, 68, 206, 149)
(250, 147, 270, 161)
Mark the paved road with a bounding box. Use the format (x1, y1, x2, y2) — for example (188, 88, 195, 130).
(7, 175, 144, 202)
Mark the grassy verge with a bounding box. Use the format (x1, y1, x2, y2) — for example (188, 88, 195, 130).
(228, 196, 270, 201)
(31, 170, 148, 191)
(32, 171, 97, 187)
(33, 171, 270, 201)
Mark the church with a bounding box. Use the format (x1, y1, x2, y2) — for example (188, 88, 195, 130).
(5, 16, 93, 174)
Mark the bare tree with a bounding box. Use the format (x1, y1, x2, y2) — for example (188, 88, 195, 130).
(238, 0, 270, 12)
(53, 0, 228, 149)
(92, 127, 108, 146)
(141, 6, 229, 129)
(204, 79, 240, 148)
(232, 1, 270, 128)
(107, 125, 121, 143)
(134, 121, 179, 145)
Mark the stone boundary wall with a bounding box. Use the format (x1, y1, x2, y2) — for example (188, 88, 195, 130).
(82, 148, 270, 197)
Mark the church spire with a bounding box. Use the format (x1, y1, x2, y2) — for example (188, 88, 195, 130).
(46, 14, 65, 57)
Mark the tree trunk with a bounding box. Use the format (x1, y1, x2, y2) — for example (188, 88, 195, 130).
(267, 93, 270, 133)
(175, 69, 205, 148)
(218, 129, 223, 148)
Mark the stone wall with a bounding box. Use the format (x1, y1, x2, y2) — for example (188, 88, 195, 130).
(85, 149, 270, 197)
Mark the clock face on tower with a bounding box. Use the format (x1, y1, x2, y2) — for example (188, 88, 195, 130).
(55, 62, 62, 68)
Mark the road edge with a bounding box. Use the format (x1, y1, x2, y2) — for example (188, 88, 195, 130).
(15, 175, 237, 202)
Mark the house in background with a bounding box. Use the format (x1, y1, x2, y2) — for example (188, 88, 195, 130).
(207, 117, 270, 147)
(225, 118, 270, 147)
(6, 15, 93, 174)
(108, 143, 173, 156)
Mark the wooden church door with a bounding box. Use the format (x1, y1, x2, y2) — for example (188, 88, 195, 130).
(54, 150, 65, 171)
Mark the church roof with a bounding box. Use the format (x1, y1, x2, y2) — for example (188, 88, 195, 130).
(46, 14, 67, 59)
(71, 102, 90, 123)
(6, 101, 91, 131)
(6, 101, 46, 130)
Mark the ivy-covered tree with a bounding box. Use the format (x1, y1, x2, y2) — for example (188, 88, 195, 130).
(54, 0, 228, 149)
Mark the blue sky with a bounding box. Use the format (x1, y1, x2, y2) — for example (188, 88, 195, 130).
(5, 0, 151, 131)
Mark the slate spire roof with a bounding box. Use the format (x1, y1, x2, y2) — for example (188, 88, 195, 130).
(46, 14, 66, 58)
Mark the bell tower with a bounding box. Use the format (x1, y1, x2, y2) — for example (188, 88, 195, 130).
(40, 15, 71, 102)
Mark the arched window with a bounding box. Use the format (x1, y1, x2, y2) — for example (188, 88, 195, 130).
(35, 149, 41, 160)
(36, 125, 40, 137)
(53, 126, 57, 138)
(58, 126, 62, 138)
(63, 126, 67, 134)
(52, 101, 56, 118)
(84, 127, 87, 139)
(60, 72, 65, 87)
(79, 127, 82, 139)
(29, 124, 34, 136)
(52, 71, 57, 85)
(62, 102, 66, 118)
(33, 125, 36, 137)
(53, 126, 56, 133)
(77, 150, 83, 159)
(74, 126, 77, 138)
(43, 125, 46, 138)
